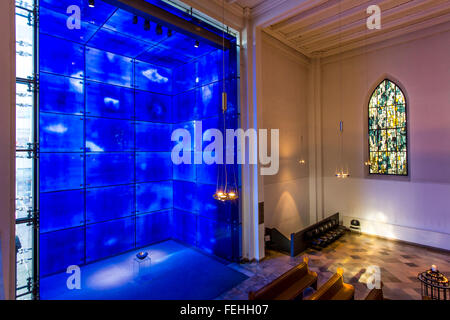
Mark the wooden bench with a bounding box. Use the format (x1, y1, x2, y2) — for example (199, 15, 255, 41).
(364, 282, 385, 300)
(248, 257, 318, 300)
(307, 268, 354, 300)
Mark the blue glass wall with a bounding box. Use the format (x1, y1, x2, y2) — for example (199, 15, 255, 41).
(39, 0, 240, 279)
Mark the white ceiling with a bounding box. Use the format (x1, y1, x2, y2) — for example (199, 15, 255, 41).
(263, 0, 450, 58)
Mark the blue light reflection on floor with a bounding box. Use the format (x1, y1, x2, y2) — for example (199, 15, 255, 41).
(40, 240, 247, 300)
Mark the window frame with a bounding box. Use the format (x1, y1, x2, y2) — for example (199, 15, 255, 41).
(367, 78, 409, 177)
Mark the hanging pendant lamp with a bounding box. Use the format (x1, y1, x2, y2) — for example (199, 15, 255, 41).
(213, 0, 238, 202)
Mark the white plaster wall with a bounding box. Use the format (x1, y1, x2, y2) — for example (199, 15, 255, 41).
(261, 34, 310, 237)
(321, 29, 450, 250)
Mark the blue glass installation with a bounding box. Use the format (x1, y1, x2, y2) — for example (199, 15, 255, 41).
(40, 227, 85, 276)
(135, 122, 172, 152)
(86, 185, 135, 224)
(86, 82, 134, 119)
(136, 210, 172, 247)
(135, 60, 172, 94)
(86, 217, 135, 263)
(86, 153, 134, 187)
(172, 209, 198, 247)
(40, 113, 84, 152)
(40, 190, 85, 233)
(38, 0, 241, 284)
(40, 153, 84, 192)
(135, 90, 172, 123)
(136, 181, 173, 214)
(40, 34, 84, 78)
(86, 47, 133, 87)
(40, 73, 84, 115)
(136, 152, 173, 183)
(86, 118, 135, 152)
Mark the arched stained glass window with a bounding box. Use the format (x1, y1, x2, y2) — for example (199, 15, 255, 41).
(368, 79, 407, 175)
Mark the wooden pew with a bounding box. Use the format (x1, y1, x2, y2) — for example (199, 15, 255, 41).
(307, 268, 354, 300)
(364, 282, 385, 300)
(248, 257, 318, 300)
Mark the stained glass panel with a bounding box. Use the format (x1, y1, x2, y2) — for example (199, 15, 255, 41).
(368, 80, 407, 175)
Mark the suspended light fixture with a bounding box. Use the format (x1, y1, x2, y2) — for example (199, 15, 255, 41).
(88, 0, 95, 8)
(167, 29, 173, 37)
(213, 0, 238, 202)
(335, 0, 349, 179)
(298, 134, 306, 165)
(156, 24, 163, 35)
(144, 20, 150, 31)
(133, 15, 138, 25)
(194, 40, 200, 48)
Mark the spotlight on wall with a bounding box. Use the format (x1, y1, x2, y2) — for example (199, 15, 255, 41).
(144, 20, 150, 31)
(156, 24, 163, 35)
(133, 15, 138, 25)
(88, 0, 95, 7)
(167, 29, 173, 37)
(194, 40, 200, 48)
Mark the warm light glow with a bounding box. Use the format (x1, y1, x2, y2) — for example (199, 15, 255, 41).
(298, 159, 306, 164)
(213, 191, 239, 202)
(364, 161, 371, 166)
(337, 267, 344, 276)
(335, 171, 350, 178)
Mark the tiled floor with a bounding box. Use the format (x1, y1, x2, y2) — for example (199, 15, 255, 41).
(219, 232, 450, 300)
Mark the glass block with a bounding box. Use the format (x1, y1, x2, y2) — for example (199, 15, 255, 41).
(198, 216, 233, 260)
(173, 61, 198, 94)
(40, 73, 84, 115)
(136, 210, 171, 247)
(40, 227, 85, 277)
(87, 27, 154, 58)
(40, 190, 85, 233)
(159, 32, 216, 61)
(135, 61, 172, 94)
(173, 90, 197, 123)
(172, 209, 197, 246)
(86, 118, 134, 152)
(86, 185, 135, 224)
(86, 153, 134, 188)
(135, 90, 172, 123)
(86, 81, 134, 119)
(40, 0, 117, 26)
(16, 7, 34, 79)
(40, 153, 84, 192)
(40, 113, 84, 152)
(16, 82, 34, 150)
(137, 45, 187, 69)
(86, 47, 133, 87)
(136, 152, 173, 183)
(39, 6, 99, 44)
(135, 122, 172, 152)
(104, 9, 168, 44)
(85, 217, 135, 263)
(196, 82, 222, 120)
(136, 181, 173, 214)
(196, 162, 219, 185)
(40, 33, 84, 78)
(173, 180, 197, 213)
(15, 222, 34, 296)
(198, 49, 222, 86)
(173, 162, 196, 182)
(16, 153, 34, 220)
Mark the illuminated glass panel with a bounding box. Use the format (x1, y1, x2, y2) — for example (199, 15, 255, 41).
(86, 185, 135, 224)
(16, 153, 34, 220)
(40, 227, 85, 276)
(135, 122, 173, 152)
(368, 80, 407, 175)
(85, 47, 133, 87)
(136, 181, 173, 213)
(172, 209, 197, 246)
(16, 222, 34, 295)
(135, 90, 172, 123)
(86, 217, 135, 263)
(86, 153, 134, 188)
(40, 113, 84, 152)
(40, 153, 84, 192)
(40, 190, 85, 233)
(16, 82, 34, 149)
(136, 152, 173, 183)
(86, 81, 133, 120)
(135, 60, 172, 94)
(40, 73, 84, 115)
(85, 118, 134, 152)
(136, 210, 172, 247)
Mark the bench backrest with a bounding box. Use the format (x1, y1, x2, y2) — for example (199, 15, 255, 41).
(308, 273, 344, 300)
(249, 262, 308, 300)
